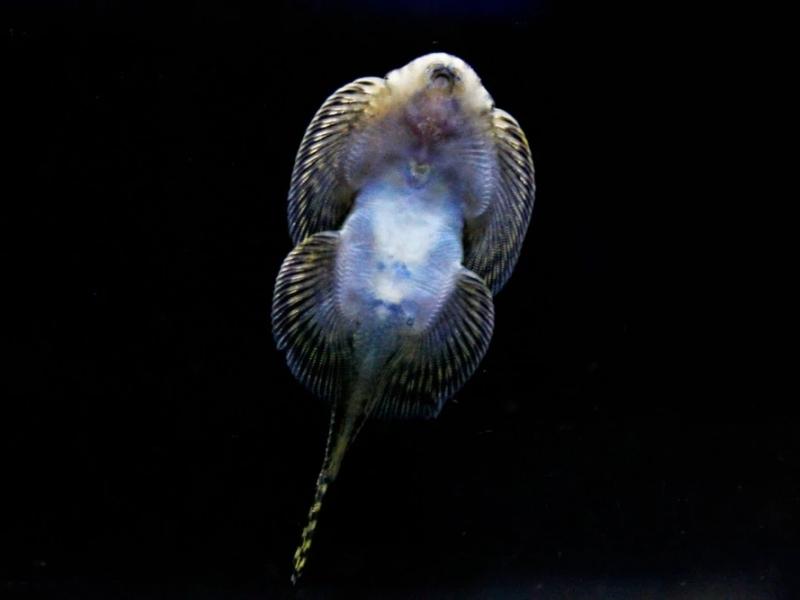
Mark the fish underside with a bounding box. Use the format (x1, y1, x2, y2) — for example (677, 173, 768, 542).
(271, 53, 535, 583)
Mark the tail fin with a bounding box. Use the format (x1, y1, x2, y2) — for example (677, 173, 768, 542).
(291, 396, 368, 585)
(291, 470, 331, 585)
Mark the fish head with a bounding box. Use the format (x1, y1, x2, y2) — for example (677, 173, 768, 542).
(385, 53, 494, 145)
(340, 53, 498, 213)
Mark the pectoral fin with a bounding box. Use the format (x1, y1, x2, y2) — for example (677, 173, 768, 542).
(288, 77, 388, 245)
(463, 108, 535, 295)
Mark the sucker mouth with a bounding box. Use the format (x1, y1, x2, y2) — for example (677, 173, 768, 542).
(430, 65, 456, 89)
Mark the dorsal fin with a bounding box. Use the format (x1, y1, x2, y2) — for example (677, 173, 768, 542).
(371, 267, 495, 420)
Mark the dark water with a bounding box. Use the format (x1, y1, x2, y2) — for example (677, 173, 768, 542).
(3, 1, 793, 598)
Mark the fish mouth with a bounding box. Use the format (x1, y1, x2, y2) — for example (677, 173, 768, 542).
(429, 64, 457, 90)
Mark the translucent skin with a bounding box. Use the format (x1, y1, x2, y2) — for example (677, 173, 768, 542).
(278, 53, 535, 584)
(343, 83, 497, 223)
(336, 168, 464, 357)
(332, 69, 492, 367)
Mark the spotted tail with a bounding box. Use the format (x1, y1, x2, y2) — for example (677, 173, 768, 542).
(291, 470, 330, 584)
(290, 392, 370, 585)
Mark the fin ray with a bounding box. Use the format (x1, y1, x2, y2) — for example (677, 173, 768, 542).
(463, 108, 535, 295)
(271, 231, 351, 404)
(372, 268, 495, 420)
(287, 77, 387, 244)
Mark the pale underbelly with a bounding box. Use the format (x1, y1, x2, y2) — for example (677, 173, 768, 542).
(335, 192, 463, 335)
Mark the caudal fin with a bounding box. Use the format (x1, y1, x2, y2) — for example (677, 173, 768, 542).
(291, 470, 330, 584)
(290, 393, 369, 585)
(273, 231, 377, 583)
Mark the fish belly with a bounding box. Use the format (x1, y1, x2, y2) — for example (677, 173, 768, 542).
(335, 183, 463, 339)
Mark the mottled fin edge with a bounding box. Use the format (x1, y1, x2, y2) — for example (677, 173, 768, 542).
(463, 108, 535, 295)
(287, 77, 388, 245)
(271, 231, 351, 405)
(372, 268, 495, 420)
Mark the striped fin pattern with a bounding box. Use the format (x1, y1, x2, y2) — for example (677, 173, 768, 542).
(287, 77, 387, 245)
(271, 231, 351, 404)
(463, 108, 535, 295)
(372, 268, 495, 419)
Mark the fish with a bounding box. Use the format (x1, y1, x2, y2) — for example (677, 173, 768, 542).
(271, 52, 535, 583)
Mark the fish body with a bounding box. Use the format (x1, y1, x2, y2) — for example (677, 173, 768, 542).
(272, 53, 535, 582)
(338, 172, 463, 339)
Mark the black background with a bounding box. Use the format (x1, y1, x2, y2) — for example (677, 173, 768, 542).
(3, 1, 794, 598)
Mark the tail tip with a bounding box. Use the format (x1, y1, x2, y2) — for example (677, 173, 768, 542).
(291, 555, 306, 586)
